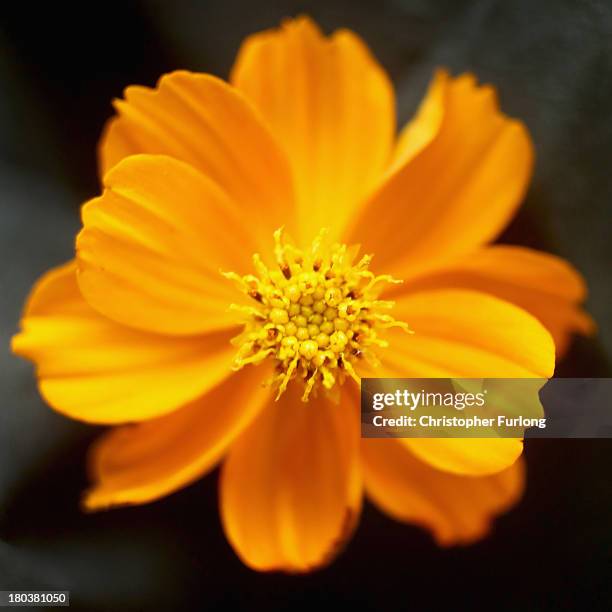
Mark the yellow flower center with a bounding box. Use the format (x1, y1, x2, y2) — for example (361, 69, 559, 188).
(223, 229, 410, 401)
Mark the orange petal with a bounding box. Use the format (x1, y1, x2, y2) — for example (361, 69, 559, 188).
(374, 289, 554, 474)
(84, 365, 271, 509)
(382, 289, 555, 378)
(220, 384, 361, 572)
(231, 16, 395, 245)
(347, 72, 533, 275)
(12, 261, 237, 424)
(361, 438, 524, 545)
(98, 70, 295, 247)
(395, 245, 595, 357)
(389, 68, 449, 170)
(403, 438, 523, 477)
(77, 154, 259, 336)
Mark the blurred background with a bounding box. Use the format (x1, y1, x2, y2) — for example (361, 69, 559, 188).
(0, 0, 610, 609)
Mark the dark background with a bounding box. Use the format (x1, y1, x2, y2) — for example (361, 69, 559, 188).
(0, 1, 611, 610)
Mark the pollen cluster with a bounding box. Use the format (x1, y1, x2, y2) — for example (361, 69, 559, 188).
(223, 229, 410, 402)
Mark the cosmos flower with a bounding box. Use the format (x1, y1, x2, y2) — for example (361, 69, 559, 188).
(12, 17, 592, 572)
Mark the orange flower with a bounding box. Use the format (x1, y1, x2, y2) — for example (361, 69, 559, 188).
(12, 17, 593, 572)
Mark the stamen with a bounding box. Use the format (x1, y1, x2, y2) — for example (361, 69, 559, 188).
(223, 228, 412, 401)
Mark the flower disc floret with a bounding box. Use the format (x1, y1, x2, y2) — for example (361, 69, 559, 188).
(223, 229, 411, 401)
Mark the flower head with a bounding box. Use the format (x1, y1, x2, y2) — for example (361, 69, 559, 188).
(12, 16, 593, 572)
